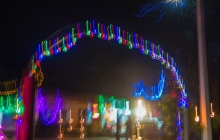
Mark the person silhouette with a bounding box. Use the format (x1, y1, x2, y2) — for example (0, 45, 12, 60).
(126, 116, 133, 140)
(116, 111, 121, 140)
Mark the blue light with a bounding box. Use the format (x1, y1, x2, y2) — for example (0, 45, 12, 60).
(136, 0, 187, 23)
(176, 112, 182, 140)
(92, 20, 96, 34)
(133, 69, 165, 100)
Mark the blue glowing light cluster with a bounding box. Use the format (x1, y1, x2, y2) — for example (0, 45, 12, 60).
(136, 0, 187, 23)
(31, 20, 188, 108)
(37, 88, 61, 125)
(133, 69, 165, 100)
(176, 112, 183, 140)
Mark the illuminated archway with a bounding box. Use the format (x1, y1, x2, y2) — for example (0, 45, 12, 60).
(30, 20, 187, 108)
(18, 19, 190, 140)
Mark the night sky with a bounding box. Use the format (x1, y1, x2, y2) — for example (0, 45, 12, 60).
(0, 1, 219, 97)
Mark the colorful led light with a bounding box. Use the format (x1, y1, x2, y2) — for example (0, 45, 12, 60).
(37, 88, 61, 125)
(133, 69, 165, 100)
(176, 111, 183, 140)
(79, 109, 85, 138)
(32, 20, 188, 108)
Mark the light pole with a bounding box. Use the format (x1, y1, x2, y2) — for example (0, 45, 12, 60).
(196, 0, 212, 139)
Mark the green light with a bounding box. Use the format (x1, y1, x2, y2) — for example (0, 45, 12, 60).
(86, 20, 90, 35)
(158, 45, 160, 55)
(98, 95, 104, 113)
(72, 28, 75, 42)
(98, 23, 101, 38)
(110, 24, 113, 39)
(119, 38, 122, 44)
(45, 41, 50, 56)
(62, 37, 67, 52)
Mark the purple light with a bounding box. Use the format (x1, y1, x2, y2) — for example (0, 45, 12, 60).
(0, 125, 6, 140)
(37, 88, 62, 125)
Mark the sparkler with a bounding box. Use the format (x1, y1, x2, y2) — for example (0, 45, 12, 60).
(136, 0, 187, 22)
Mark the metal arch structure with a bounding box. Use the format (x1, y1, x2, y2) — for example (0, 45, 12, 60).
(20, 20, 189, 140)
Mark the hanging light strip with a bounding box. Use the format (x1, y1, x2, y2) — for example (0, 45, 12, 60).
(0, 94, 22, 114)
(37, 88, 62, 125)
(133, 69, 165, 100)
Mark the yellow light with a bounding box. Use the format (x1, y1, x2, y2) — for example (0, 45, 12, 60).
(92, 113, 100, 119)
(210, 103, 214, 118)
(195, 106, 199, 122)
(135, 100, 146, 119)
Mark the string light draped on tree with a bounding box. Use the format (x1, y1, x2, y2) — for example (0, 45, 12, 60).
(136, 0, 187, 22)
(37, 88, 62, 125)
(133, 69, 165, 100)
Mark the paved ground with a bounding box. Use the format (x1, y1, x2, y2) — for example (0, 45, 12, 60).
(7, 137, 129, 140)
(35, 137, 128, 140)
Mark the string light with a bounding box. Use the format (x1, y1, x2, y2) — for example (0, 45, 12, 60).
(0, 94, 22, 114)
(133, 69, 165, 100)
(68, 109, 73, 131)
(0, 125, 6, 140)
(0, 79, 18, 95)
(210, 103, 214, 118)
(31, 20, 188, 108)
(195, 106, 199, 122)
(176, 111, 182, 140)
(58, 109, 63, 139)
(79, 109, 84, 138)
(37, 88, 61, 125)
(87, 102, 92, 123)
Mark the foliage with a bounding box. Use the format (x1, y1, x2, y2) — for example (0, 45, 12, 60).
(158, 93, 178, 138)
(212, 114, 220, 133)
(188, 104, 205, 139)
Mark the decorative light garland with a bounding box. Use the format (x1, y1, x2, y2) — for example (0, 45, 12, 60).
(34, 66, 44, 87)
(79, 109, 84, 138)
(37, 88, 61, 125)
(0, 79, 18, 95)
(87, 102, 92, 123)
(0, 94, 23, 114)
(31, 20, 187, 108)
(195, 106, 199, 122)
(98, 95, 129, 114)
(58, 109, 63, 139)
(68, 109, 73, 131)
(0, 125, 6, 140)
(133, 69, 165, 100)
(210, 103, 214, 118)
(176, 111, 182, 140)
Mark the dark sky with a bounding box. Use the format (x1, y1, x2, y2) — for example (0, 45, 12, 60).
(0, 1, 219, 96)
